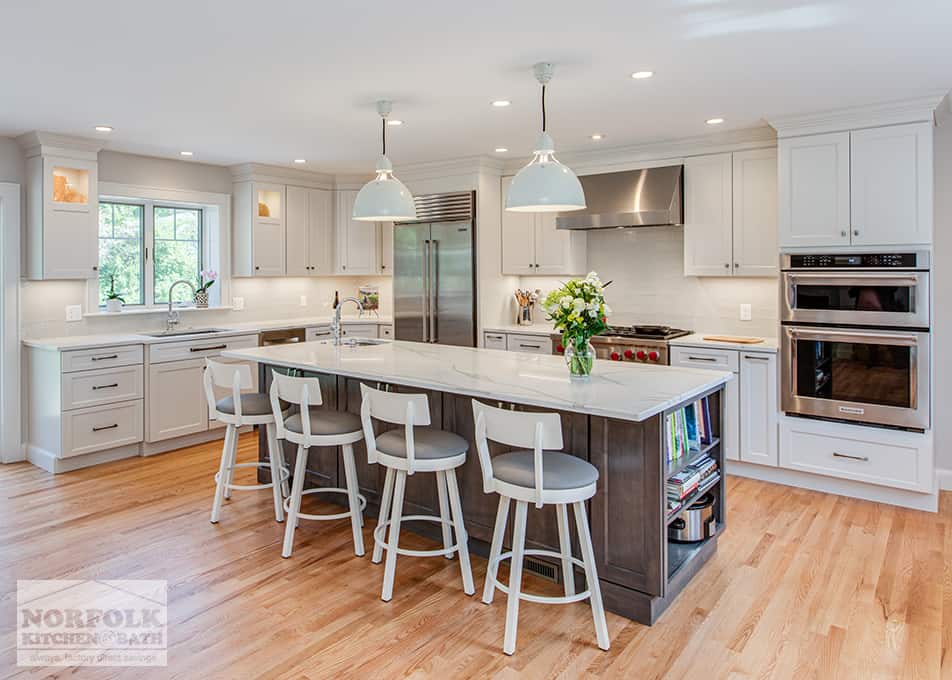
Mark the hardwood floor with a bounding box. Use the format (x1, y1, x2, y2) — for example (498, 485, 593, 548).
(1, 432, 949, 679)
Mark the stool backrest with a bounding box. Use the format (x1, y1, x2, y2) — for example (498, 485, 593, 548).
(471, 400, 563, 507)
(204, 359, 253, 420)
(360, 383, 430, 473)
(269, 371, 323, 439)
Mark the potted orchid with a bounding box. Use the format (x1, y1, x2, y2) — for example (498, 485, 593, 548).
(194, 269, 217, 308)
(542, 272, 611, 379)
(104, 275, 124, 313)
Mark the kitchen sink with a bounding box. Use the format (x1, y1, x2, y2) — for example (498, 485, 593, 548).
(338, 338, 387, 346)
(141, 328, 229, 338)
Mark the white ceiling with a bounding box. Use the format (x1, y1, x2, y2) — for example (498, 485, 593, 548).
(2, 0, 950, 172)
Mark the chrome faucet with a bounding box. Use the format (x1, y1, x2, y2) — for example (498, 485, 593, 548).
(332, 296, 363, 345)
(166, 279, 197, 331)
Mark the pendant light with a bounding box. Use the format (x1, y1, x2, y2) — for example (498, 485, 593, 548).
(353, 100, 417, 221)
(505, 62, 586, 213)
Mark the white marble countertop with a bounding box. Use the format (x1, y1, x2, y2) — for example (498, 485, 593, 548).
(669, 333, 779, 353)
(483, 323, 557, 337)
(22, 315, 393, 351)
(223, 339, 732, 422)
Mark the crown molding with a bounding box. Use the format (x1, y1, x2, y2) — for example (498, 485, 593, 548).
(935, 93, 952, 128)
(768, 93, 945, 138)
(394, 155, 505, 183)
(229, 162, 336, 189)
(16, 131, 104, 160)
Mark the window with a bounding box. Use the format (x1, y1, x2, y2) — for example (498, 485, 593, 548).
(97, 201, 205, 307)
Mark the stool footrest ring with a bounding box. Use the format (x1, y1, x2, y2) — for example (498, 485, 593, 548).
(215, 462, 289, 492)
(373, 515, 466, 558)
(487, 549, 591, 605)
(284, 487, 367, 521)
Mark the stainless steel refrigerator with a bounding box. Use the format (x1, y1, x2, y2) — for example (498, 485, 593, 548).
(393, 191, 476, 347)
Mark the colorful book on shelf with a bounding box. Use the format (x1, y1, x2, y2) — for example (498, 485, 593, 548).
(700, 397, 713, 445)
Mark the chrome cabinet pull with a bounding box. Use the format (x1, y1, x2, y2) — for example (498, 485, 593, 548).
(91, 354, 119, 361)
(92, 424, 119, 432)
(190, 344, 228, 352)
(519, 344, 541, 349)
(92, 383, 119, 390)
(743, 355, 769, 361)
(833, 452, 869, 462)
(687, 356, 718, 362)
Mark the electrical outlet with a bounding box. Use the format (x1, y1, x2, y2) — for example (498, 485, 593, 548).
(739, 303, 752, 321)
(232, 296, 245, 311)
(65, 305, 83, 322)
(299, 295, 308, 307)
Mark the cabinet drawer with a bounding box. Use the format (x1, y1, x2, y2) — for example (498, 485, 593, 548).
(483, 332, 507, 350)
(62, 345, 143, 373)
(779, 417, 933, 492)
(61, 400, 143, 458)
(341, 323, 378, 339)
(670, 346, 739, 372)
(306, 325, 331, 341)
(62, 365, 144, 411)
(148, 334, 258, 364)
(379, 325, 393, 339)
(506, 334, 552, 354)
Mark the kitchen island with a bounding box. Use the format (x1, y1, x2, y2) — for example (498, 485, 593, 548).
(223, 339, 732, 625)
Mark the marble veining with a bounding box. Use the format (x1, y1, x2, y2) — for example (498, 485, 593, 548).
(223, 340, 732, 422)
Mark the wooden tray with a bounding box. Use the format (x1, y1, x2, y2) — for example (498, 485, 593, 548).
(701, 335, 765, 344)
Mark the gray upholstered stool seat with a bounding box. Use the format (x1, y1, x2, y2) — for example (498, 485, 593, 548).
(491, 451, 598, 490)
(284, 410, 363, 436)
(375, 427, 469, 459)
(216, 393, 278, 416)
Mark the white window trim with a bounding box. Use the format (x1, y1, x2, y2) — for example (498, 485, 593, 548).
(0, 182, 23, 463)
(91, 183, 231, 313)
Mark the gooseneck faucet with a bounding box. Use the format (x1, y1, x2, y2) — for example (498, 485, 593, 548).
(332, 297, 363, 345)
(166, 279, 197, 331)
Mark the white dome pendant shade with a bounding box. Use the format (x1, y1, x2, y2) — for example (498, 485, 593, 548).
(353, 100, 417, 222)
(505, 63, 586, 213)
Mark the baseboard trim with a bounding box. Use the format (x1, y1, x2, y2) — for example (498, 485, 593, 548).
(726, 460, 939, 513)
(937, 468, 952, 491)
(27, 443, 140, 474)
(140, 426, 249, 457)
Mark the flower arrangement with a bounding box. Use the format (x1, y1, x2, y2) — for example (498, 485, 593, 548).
(542, 272, 611, 377)
(198, 270, 218, 292)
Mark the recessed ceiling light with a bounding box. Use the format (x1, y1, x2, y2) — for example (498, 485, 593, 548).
(293, 159, 306, 164)
(387, 119, 403, 126)
(492, 100, 511, 108)
(631, 71, 654, 79)
(590, 133, 605, 141)
(706, 117, 725, 125)
(494, 147, 509, 153)
(180, 151, 193, 156)
(94, 125, 113, 133)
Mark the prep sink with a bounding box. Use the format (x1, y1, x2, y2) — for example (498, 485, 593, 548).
(141, 328, 229, 338)
(319, 338, 387, 347)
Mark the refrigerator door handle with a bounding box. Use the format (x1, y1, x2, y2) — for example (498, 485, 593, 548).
(430, 239, 439, 343)
(422, 239, 430, 343)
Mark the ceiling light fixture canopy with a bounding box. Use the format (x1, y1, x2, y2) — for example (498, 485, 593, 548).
(353, 100, 416, 222)
(505, 62, 585, 213)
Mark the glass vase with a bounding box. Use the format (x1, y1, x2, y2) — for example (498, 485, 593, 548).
(564, 338, 596, 379)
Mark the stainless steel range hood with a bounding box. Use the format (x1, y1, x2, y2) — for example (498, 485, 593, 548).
(556, 165, 683, 230)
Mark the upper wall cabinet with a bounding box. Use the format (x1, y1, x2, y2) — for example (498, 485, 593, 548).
(286, 186, 333, 276)
(334, 190, 379, 275)
(500, 176, 587, 276)
(683, 148, 778, 277)
(20, 134, 102, 280)
(779, 122, 932, 248)
(233, 182, 286, 276)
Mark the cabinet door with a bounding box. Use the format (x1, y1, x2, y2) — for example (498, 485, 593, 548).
(285, 185, 309, 277)
(307, 189, 333, 275)
(335, 190, 378, 274)
(732, 148, 778, 277)
(43, 156, 99, 279)
(500, 176, 536, 275)
(683, 154, 733, 277)
(252, 220, 286, 276)
(377, 221, 394, 275)
(147, 358, 208, 442)
(739, 353, 778, 466)
(778, 133, 850, 247)
(850, 122, 932, 246)
(533, 213, 587, 275)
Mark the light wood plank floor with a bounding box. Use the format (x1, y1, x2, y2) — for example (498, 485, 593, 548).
(1, 432, 949, 679)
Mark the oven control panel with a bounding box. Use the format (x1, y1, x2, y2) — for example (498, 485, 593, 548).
(786, 252, 920, 269)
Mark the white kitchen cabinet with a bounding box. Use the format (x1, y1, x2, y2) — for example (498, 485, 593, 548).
(335, 190, 379, 275)
(850, 122, 932, 246)
(506, 334, 553, 354)
(233, 181, 287, 276)
(670, 346, 739, 461)
(340, 323, 378, 339)
(147, 358, 208, 442)
(500, 176, 586, 276)
(287, 186, 334, 276)
(377, 221, 394, 275)
(483, 331, 507, 350)
(732, 148, 778, 276)
(379, 324, 393, 339)
(683, 154, 733, 277)
(738, 352, 778, 467)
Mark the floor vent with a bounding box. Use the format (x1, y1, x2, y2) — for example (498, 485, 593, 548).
(523, 556, 561, 583)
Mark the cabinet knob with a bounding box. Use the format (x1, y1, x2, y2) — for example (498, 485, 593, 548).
(92, 266, 98, 271)
(724, 263, 730, 269)
(853, 229, 859, 237)
(255, 266, 260, 270)
(734, 262, 739, 268)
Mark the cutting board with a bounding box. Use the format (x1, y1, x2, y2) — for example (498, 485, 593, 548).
(701, 335, 765, 344)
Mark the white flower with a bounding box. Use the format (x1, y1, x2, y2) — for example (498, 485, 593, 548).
(588, 309, 597, 318)
(572, 298, 586, 312)
(561, 296, 572, 309)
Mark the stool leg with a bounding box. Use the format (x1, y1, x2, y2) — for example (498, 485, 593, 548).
(503, 500, 528, 656)
(556, 503, 576, 597)
(482, 495, 510, 605)
(282, 445, 309, 558)
(266, 424, 284, 523)
(341, 443, 365, 557)
(435, 470, 454, 559)
(373, 467, 395, 564)
(381, 469, 406, 602)
(210, 424, 236, 523)
(274, 435, 290, 498)
(444, 468, 474, 596)
(572, 501, 610, 651)
(223, 425, 238, 500)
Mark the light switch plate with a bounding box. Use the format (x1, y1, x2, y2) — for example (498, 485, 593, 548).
(739, 303, 752, 321)
(299, 295, 308, 307)
(65, 305, 82, 322)
(232, 296, 245, 311)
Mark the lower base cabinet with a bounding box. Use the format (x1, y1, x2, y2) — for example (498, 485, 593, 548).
(147, 359, 208, 442)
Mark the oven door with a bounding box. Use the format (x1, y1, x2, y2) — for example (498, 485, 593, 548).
(781, 326, 930, 430)
(781, 272, 929, 328)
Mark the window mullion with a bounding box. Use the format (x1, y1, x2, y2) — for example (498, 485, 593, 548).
(145, 201, 156, 307)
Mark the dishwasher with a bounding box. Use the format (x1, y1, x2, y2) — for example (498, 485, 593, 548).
(258, 327, 306, 346)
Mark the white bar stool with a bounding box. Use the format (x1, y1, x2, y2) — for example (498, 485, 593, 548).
(360, 383, 475, 602)
(270, 371, 367, 558)
(205, 359, 290, 524)
(472, 400, 610, 655)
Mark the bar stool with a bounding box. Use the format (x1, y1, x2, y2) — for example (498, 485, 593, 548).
(360, 383, 475, 602)
(270, 371, 367, 558)
(205, 359, 290, 524)
(472, 400, 610, 655)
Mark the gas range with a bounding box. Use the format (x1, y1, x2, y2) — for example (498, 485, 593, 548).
(552, 325, 691, 365)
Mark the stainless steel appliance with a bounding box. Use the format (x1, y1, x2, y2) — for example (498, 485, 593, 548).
(393, 191, 476, 347)
(780, 251, 931, 431)
(668, 493, 717, 543)
(259, 327, 305, 346)
(552, 324, 691, 365)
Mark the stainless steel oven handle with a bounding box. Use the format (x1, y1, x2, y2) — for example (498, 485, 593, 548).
(785, 326, 919, 346)
(785, 272, 921, 286)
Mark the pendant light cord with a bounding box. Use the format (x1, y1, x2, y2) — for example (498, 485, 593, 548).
(541, 84, 547, 132)
(381, 117, 387, 156)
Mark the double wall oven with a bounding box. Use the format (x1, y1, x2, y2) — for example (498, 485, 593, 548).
(780, 251, 930, 431)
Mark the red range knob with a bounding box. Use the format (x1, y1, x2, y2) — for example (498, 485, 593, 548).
(556, 343, 564, 354)
(623, 349, 634, 360)
(648, 351, 660, 362)
(636, 350, 647, 361)
(610, 351, 621, 361)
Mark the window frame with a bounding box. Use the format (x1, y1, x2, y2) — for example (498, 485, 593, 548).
(97, 200, 146, 306)
(151, 204, 204, 306)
